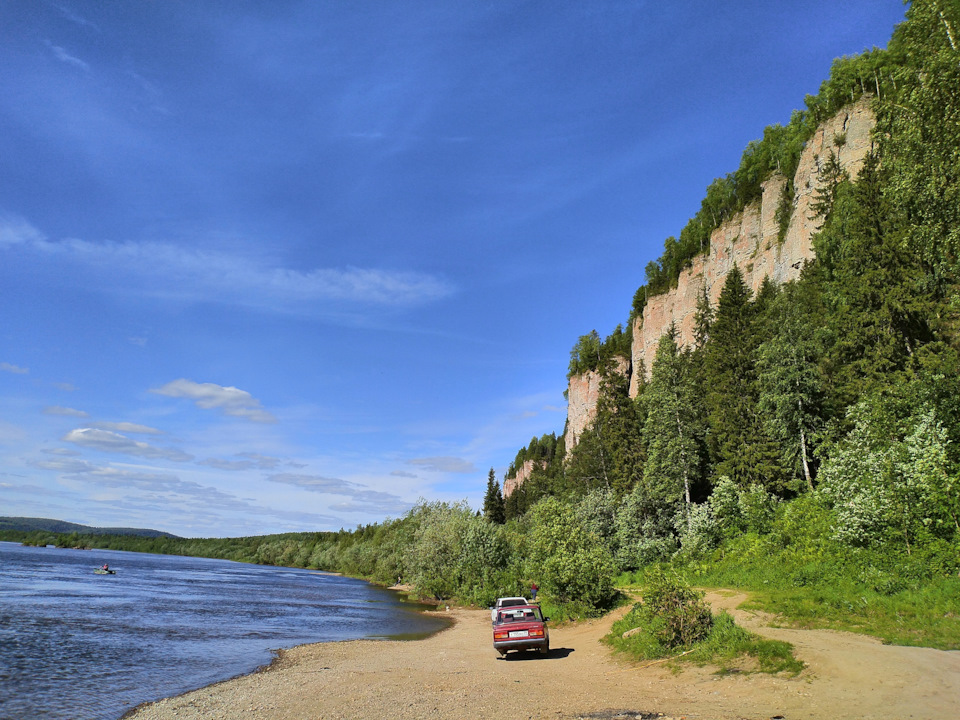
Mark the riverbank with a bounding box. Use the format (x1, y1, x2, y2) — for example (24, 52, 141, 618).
(125, 592, 960, 720)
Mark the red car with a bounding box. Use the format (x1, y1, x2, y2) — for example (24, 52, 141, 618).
(493, 604, 549, 657)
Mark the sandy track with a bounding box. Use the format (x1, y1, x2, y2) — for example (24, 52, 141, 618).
(127, 592, 960, 720)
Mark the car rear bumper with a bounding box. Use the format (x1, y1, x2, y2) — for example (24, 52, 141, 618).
(494, 636, 548, 653)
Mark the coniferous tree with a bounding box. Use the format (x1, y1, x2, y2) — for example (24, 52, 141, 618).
(816, 153, 934, 408)
(593, 359, 645, 496)
(757, 282, 827, 491)
(483, 468, 506, 524)
(877, 0, 960, 300)
(704, 265, 785, 489)
(643, 325, 704, 527)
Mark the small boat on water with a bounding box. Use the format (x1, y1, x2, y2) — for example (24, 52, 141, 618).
(94, 568, 116, 575)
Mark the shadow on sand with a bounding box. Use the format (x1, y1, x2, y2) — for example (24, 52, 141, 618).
(500, 647, 575, 661)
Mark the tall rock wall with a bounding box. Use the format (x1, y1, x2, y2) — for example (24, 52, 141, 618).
(503, 459, 545, 498)
(628, 99, 875, 395)
(559, 99, 875, 447)
(564, 356, 630, 451)
(565, 370, 605, 450)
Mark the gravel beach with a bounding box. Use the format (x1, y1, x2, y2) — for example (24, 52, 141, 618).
(126, 591, 960, 720)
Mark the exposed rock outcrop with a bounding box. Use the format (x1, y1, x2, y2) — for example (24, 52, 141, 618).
(560, 99, 875, 445)
(503, 459, 546, 498)
(564, 356, 630, 452)
(629, 98, 875, 395)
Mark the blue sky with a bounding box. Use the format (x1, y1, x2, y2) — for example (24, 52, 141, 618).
(1, 1, 906, 537)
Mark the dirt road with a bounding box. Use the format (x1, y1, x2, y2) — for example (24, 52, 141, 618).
(127, 591, 960, 720)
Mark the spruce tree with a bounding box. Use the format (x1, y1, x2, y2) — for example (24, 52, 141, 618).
(756, 282, 827, 491)
(704, 265, 785, 489)
(482, 468, 506, 524)
(643, 324, 703, 526)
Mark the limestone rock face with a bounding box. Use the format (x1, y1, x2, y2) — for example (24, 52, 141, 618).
(503, 459, 545, 498)
(564, 356, 630, 452)
(559, 100, 875, 448)
(628, 99, 875, 396)
(565, 370, 604, 450)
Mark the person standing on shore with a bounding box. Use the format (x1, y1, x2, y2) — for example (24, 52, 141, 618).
(530, 582, 538, 601)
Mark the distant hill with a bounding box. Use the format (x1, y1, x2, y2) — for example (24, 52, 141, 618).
(0, 516, 180, 538)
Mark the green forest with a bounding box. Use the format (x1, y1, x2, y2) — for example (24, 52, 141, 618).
(5, 0, 959, 654)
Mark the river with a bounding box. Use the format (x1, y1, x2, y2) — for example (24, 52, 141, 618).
(0, 541, 445, 720)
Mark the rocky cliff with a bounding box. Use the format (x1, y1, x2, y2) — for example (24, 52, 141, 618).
(563, 99, 876, 447)
(503, 459, 545, 497)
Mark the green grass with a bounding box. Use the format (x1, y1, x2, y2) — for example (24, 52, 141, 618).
(727, 578, 960, 650)
(662, 526, 960, 650)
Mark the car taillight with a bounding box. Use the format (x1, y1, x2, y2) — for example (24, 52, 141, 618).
(494, 631, 509, 640)
(529, 628, 543, 637)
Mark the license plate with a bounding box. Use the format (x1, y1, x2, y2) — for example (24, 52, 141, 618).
(509, 630, 529, 638)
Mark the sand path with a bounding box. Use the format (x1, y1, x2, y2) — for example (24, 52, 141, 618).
(127, 590, 960, 720)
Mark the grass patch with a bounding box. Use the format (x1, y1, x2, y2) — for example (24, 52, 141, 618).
(677, 529, 960, 650)
(606, 606, 802, 676)
(605, 571, 803, 675)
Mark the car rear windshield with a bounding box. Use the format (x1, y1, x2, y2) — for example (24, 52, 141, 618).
(497, 607, 543, 623)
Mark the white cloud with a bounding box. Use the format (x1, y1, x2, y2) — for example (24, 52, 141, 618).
(198, 458, 258, 471)
(238, 452, 282, 469)
(88, 421, 164, 435)
(265, 472, 408, 514)
(150, 379, 276, 423)
(0, 215, 43, 247)
(0, 215, 454, 311)
(62, 427, 193, 462)
(327, 489, 412, 515)
(30, 457, 343, 528)
(42, 447, 81, 456)
(1, 362, 28, 374)
(199, 452, 282, 471)
(267, 472, 356, 493)
(406, 456, 476, 473)
(44, 406, 89, 418)
(45, 42, 90, 72)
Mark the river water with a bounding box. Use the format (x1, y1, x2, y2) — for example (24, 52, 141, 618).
(0, 542, 446, 720)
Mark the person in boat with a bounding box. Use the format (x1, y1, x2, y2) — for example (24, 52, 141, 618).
(102, 564, 109, 571)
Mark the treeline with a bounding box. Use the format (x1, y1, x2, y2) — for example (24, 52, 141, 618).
(566, 324, 632, 378)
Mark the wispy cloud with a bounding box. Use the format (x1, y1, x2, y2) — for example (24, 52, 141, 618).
(1, 362, 28, 374)
(328, 489, 412, 514)
(266, 472, 408, 513)
(267, 472, 356, 493)
(50, 3, 101, 32)
(62, 427, 193, 462)
(44, 406, 89, 418)
(406, 456, 477, 473)
(0, 215, 454, 312)
(88, 421, 164, 435)
(45, 41, 90, 72)
(198, 453, 281, 471)
(151, 379, 276, 424)
(30, 457, 342, 528)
